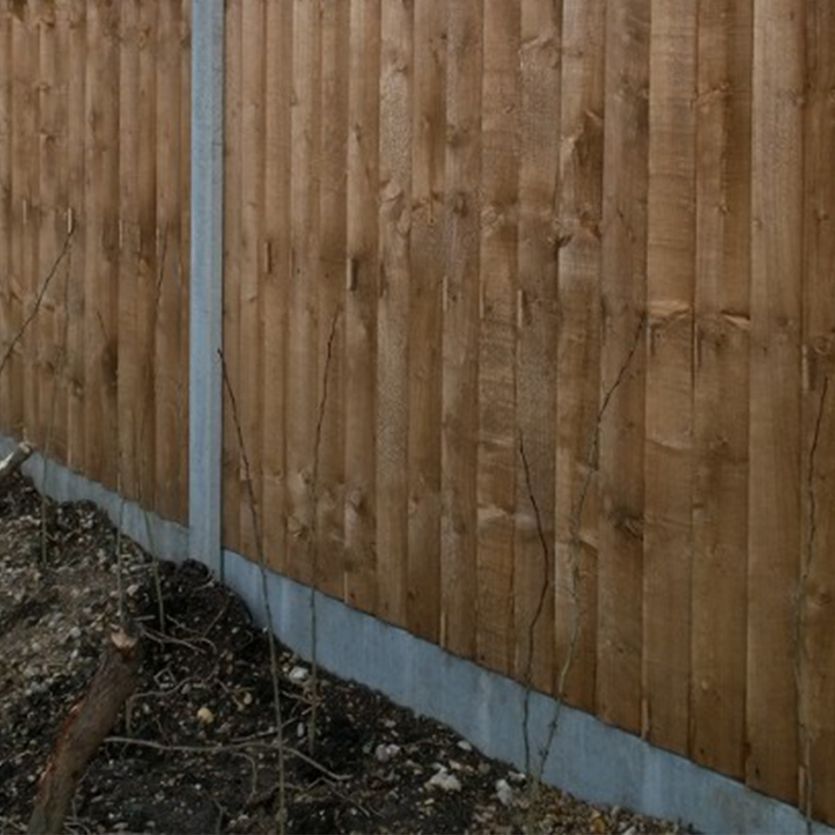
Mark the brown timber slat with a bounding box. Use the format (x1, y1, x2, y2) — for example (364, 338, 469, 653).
(555, 0, 606, 714)
(316, 0, 349, 597)
(642, 0, 697, 755)
(238, 0, 265, 558)
(746, 0, 804, 805)
(261, 0, 292, 574)
(691, 0, 752, 780)
(801, 0, 835, 820)
(344, 0, 380, 613)
(596, 0, 650, 734)
(513, 0, 560, 696)
(406, 0, 445, 643)
(440, 0, 481, 659)
(376, 0, 412, 626)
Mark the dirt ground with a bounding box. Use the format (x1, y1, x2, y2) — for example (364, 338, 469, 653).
(0, 471, 689, 834)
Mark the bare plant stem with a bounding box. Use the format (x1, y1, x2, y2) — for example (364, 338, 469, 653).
(0, 228, 74, 382)
(219, 348, 287, 834)
(307, 307, 341, 755)
(520, 314, 645, 806)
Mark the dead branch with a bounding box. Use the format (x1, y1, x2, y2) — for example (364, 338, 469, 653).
(28, 629, 141, 835)
(0, 442, 33, 485)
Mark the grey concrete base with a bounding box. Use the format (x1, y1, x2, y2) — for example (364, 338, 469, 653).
(0, 436, 188, 563)
(3, 434, 830, 835)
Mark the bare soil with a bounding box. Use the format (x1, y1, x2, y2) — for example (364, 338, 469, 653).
(0, 472, 688, 834)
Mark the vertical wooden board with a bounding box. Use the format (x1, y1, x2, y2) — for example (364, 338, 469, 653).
(555, 0, 605, 713)
(440, 0, 481, 660)
(691, 0, 751, 780)
(286, 0, 321, 584)
(376, 0, 412, 626)
(642, 0, 696, 755)
(514, 0, 559, 695)
(801, 1, 835, 822)
(746, 0, 804, 805)
(238, 0, 265, 559)
(37, 0, 67, 459)
(65, 0, 86, 471)
(117, 0, 140, 501)
(134, 0, 157, 507)
(406, 0, 445, 642)
(262, 0, 292, 575)
(0, 0, 12, 432)
(177, 0, 191, 523)
(52, 0, 70, 464)
(222, 0, 242, 551)
(476, 0, 518, 678)
(10, 1, 37, 446)
(6, 1, 26, 439)
(21, 0, 39, 448)
(316, 0, 349, 597)
(155, 0, 182, 520)
(344, 0, 380, 613)
(596, 0, 649, 734)
(83, 0, 119, 487)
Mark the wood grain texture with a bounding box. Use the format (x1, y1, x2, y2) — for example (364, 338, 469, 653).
(0, 1, 13, 433)
(37, 0, 67, 460)
(440, 0, 481, 660)
(746, 0, 804, 805)
(9, 2, 36, 447)
(286, 0, 321, 585)
(177, 0, 191, 524)
(642, 0, 697, 755)
(344, 0, 380, 614)
(117, 0, 139, 502)
(691, 0, 752, 780)
(406, 0, 445, 642)
(222, 0, 242, 551)
(315, 0, 349, 598)
(376, 0, 412, 627)
(155, 0, 183, 520)
(597, 0, 650, 735)
(555, 0, 605, 713)
(475, 0, 519, 679)
(513, 0, 560, 695)
(83, 0, 119, 488)
(261, 0, 292, 575)
(134, 0, 158, 509)
(65, 0, 86, 473)
(800, 0, 835, 820)
(238, 0, 265, 558)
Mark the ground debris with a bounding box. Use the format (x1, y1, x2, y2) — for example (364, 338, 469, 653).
(0, 472, 689, 834)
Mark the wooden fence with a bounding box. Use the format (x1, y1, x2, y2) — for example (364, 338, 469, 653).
(1, 0, 833, 825)
(0, 0, 191, 522)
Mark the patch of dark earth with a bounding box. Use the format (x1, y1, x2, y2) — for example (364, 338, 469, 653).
(0, 472, 690, 834)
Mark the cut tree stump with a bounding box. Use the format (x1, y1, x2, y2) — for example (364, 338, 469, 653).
(28, 629, 141, 835)
(0, 441, 33, 485)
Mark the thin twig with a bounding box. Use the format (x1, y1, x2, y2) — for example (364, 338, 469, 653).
(307, 307, 341, 754)
(520, 314, 645, 798)
(104, 735, 348, 783)
(219, 348, 288, 833)
(0, 228, 74, 381)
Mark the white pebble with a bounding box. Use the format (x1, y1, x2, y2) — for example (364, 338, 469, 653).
(495, 778, 514, 807)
